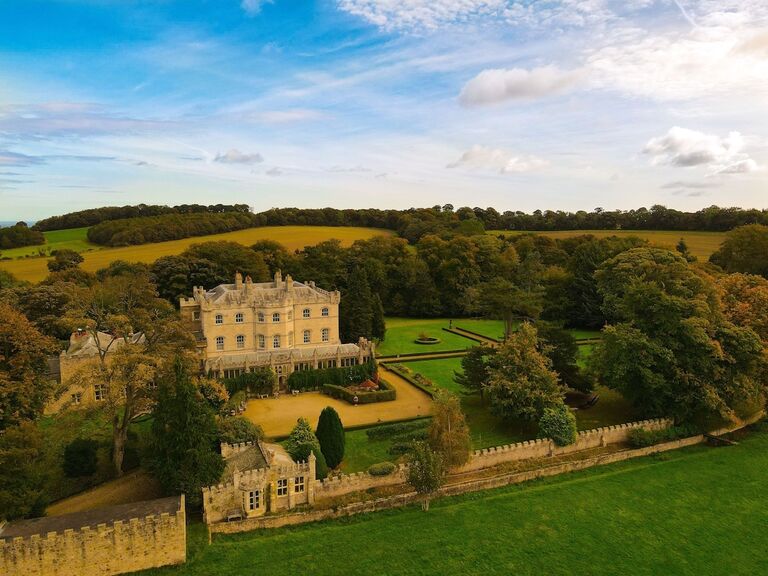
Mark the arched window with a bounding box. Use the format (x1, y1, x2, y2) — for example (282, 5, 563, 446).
(303, 330, 311, 344)
(272, 312, 280, 323)
(273, 335, 281, 349)
(215, 314, 223, 325)
(216, 336, 225, 351)
(258, 335, 265, 349)
(235, 312, 244, 324)
(257, 312, 265, 323)
(236, 335, 245, 349)
(321, 307, 329, 317)
(303, 308, 311, 319)
(322, 328, 329, 342)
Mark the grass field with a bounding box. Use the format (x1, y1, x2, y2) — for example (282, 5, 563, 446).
(146, 424, 768, 576)
(489, 229, 726, 260)
(377, 318, 479, 356)
(0, 227, 97, 259)
(0, 226, 392, 283)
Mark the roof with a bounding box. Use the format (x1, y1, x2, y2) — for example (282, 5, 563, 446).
(62, 331, 145, 359)
(207, 343, 360, 369)
(223, 444, 268, 481)
(0, 496, 182, 541)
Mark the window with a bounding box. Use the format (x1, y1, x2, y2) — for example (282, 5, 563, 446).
(295, 476, 305, 493)
(94, 384, 106, 402)
(277, 479, 288, 496)
(147, 380, 157, 390)
(273, 335, 281, 349)
(303, 308, 310, 319)
(237, 335, 245, 349)
(303, 330, 311, 344)
(321, 307, 329, 317)
(215, 314, 223, 325)
(258, 334, 265, 349)
(71, 392, 82, 405)
(216, 336, 224, 351)
(272, 312, 280, 323)
(257, 312, 265, 323)
(322, 328, 330, 342)
(192, 310, 200, 321)
(235, 312, 244, 324)
(248, 490, 260, 510)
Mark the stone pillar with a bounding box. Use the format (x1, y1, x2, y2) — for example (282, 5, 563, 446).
(308, 453, 316, 506)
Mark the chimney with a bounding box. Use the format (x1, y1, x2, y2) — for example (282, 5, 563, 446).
(274, 270, 283, 287)
(235, 272, 243, 289)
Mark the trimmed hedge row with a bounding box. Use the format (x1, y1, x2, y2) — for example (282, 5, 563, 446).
(322, 379, 396, 404)
(365, 419, 430, 440)
(628, 424, 700, 448)
(368, 462, 398, 476)
(287, 360, 376, 392)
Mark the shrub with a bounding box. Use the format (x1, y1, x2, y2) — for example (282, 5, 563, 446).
(287, 359, 376, 392)
(218, 417, 264, 445)
(321, 379, 396, 404)
(365, 419, 430, 440)
(284, 417, 328, 480)
(628, 424, 700, 448)
(312, 446, 329, 480)
(368, 462, 397, 476)
(316, 407, 345, 469)
(222, 368, 276, 397)
(388, 442, 413, 456)
(63, 438, 100, 478)
(538, 403, 578, 447)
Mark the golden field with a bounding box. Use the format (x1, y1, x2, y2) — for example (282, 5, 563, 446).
(489, 229, 727, 261)
(0, 226, 392, 283)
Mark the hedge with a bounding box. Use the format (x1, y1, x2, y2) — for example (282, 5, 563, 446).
(365, 419, 430, 440)
(287, 359, 376, 392)
(627, 424, 700, 448)
(368, 462, 398, 476)
(322, 378, 396, 404)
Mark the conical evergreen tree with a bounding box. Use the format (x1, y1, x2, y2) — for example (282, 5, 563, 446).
(147, 358, 224, 507)
(340, 267, 373, 341)
(371, 293, 386, 341)
(316, 406, 345, 469)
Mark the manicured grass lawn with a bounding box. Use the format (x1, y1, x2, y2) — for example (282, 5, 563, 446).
(377, 318, 478, 356)
(147, 424, 768, 576)
(341, 428, 401, 473)
(490, 229, 726, 261)
(567, 329, 602, 341)
(0, 227, 97, 259)
(0, 226, 393, 283)
(454, 318, 507, 340)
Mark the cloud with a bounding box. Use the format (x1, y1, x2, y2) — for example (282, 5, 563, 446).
(266, 167, 283, 176)
(660, 180, 721, 190)
(448, 145, 548, 173)
(241, 0, 273, 16)
(337, 0, 504, 31)
(214, 149, 264, 165)
(459, 66, 583, 106)
(644, 127, 762, 176)
(0, 149, 45, 166)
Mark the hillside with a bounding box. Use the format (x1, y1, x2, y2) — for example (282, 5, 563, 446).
(0, 226, 393, 283)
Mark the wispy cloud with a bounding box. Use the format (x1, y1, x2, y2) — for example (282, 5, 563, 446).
(214, 149, 264, 165)
(448, 145, 548, 174)
(0, 149, 45, 166)
(241, 0, 274, 17)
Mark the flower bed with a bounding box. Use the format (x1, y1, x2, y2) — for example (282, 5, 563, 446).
(322, 378, 396, 404)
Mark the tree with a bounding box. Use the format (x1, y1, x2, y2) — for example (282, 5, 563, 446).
(147, 359, 224, 506)
(47, 249, 84, 272)
(676, 238, 696, 262)
(0, 422, 49, 520)
(537, 323, 591, 393)
(485, 323, 565, 425)
(538, 404, 577, 446)
(218, 417, 264, 445)
(716, 273, 768, 342)
(316, 406, 345, 469)
(371, 293, 387, 341)
(183, 241, 270, 283)
(406, 441, 445, 511)
(454, 345, 495, 397)
(63, 438, 100, 477)
(340, 267, 374, 341)
(593, 248, 765, 423)
(0, 302, 58, 430)
(478, 278, 543, 340)
(710, 224, 768, 277)
(428, 391, 471, 468)
(284, 417, 329, 479)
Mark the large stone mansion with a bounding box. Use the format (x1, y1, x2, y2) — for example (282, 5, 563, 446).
(180, 271, 372, 387)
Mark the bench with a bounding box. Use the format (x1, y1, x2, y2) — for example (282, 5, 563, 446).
(257, 393, 269, 399)
(292, 390, 300, 396)
(226, 509, 243, 522)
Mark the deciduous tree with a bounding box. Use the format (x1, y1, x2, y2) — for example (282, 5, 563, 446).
(406, 441, 445, 512)
(428, 391, 471, 469)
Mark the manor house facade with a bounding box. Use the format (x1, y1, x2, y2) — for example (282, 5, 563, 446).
(180, 271, 372, 388)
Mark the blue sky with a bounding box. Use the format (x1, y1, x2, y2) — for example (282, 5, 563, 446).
(0, 0, 766, 220)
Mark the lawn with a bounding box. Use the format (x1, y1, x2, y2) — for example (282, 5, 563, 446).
(378, 318, 482, 356)
(490, 229, 726, 261)
(0, 225, 393, 283)
(145, 424, 768, 576)
(0, 227, 97, 259)
(453, 318, 507, 341)
(341, 428, 400, 473)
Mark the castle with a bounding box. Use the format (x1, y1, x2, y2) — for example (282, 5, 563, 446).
(179, 271, 373, 388)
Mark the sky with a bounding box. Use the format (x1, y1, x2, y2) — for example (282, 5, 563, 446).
(0, 0, 766, 221)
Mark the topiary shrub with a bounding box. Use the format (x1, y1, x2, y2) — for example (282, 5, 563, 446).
(218, 417, 264, 445)
(368, 461, 397, 476)
(63, 438, 100, 478)
(538, 403, 577, 446)
(316, 407, 345, 469)
(365, 419, 430, 440)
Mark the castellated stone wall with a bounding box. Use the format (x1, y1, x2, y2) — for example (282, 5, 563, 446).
(315, 465, 408, 500)
(0, 496, 186, 576)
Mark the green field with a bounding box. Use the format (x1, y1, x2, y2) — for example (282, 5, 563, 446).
(490, 229, 725, 261)
(0, 226, 393, 283)
(453, 319, 507, 340)
(145, 424, 768, 576)
(377, 318, 478, 356)
(0, 227, 97, 259)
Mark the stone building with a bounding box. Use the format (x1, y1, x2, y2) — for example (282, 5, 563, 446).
(180, 271, 373, 388)
(202, 441, 316, 523)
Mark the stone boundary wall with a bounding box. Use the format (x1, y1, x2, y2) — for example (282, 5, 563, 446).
(210, 435, 704, 535)
(1, 497, 186, 576)
(316, 465, 408, 499)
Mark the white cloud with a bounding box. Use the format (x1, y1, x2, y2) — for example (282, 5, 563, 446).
(459, 66, 583, 106)
(214, 149, 264, 165)
(337, 0, 504, 31)
(448, 145, 548, 173)
(644, 127, 761, 176)
(241, 0, 273, 16)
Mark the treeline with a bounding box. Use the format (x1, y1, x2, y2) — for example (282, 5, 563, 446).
(86, 212, 263, 246)
(0, 222, 45, 249)
(32, 203, 251, 232)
